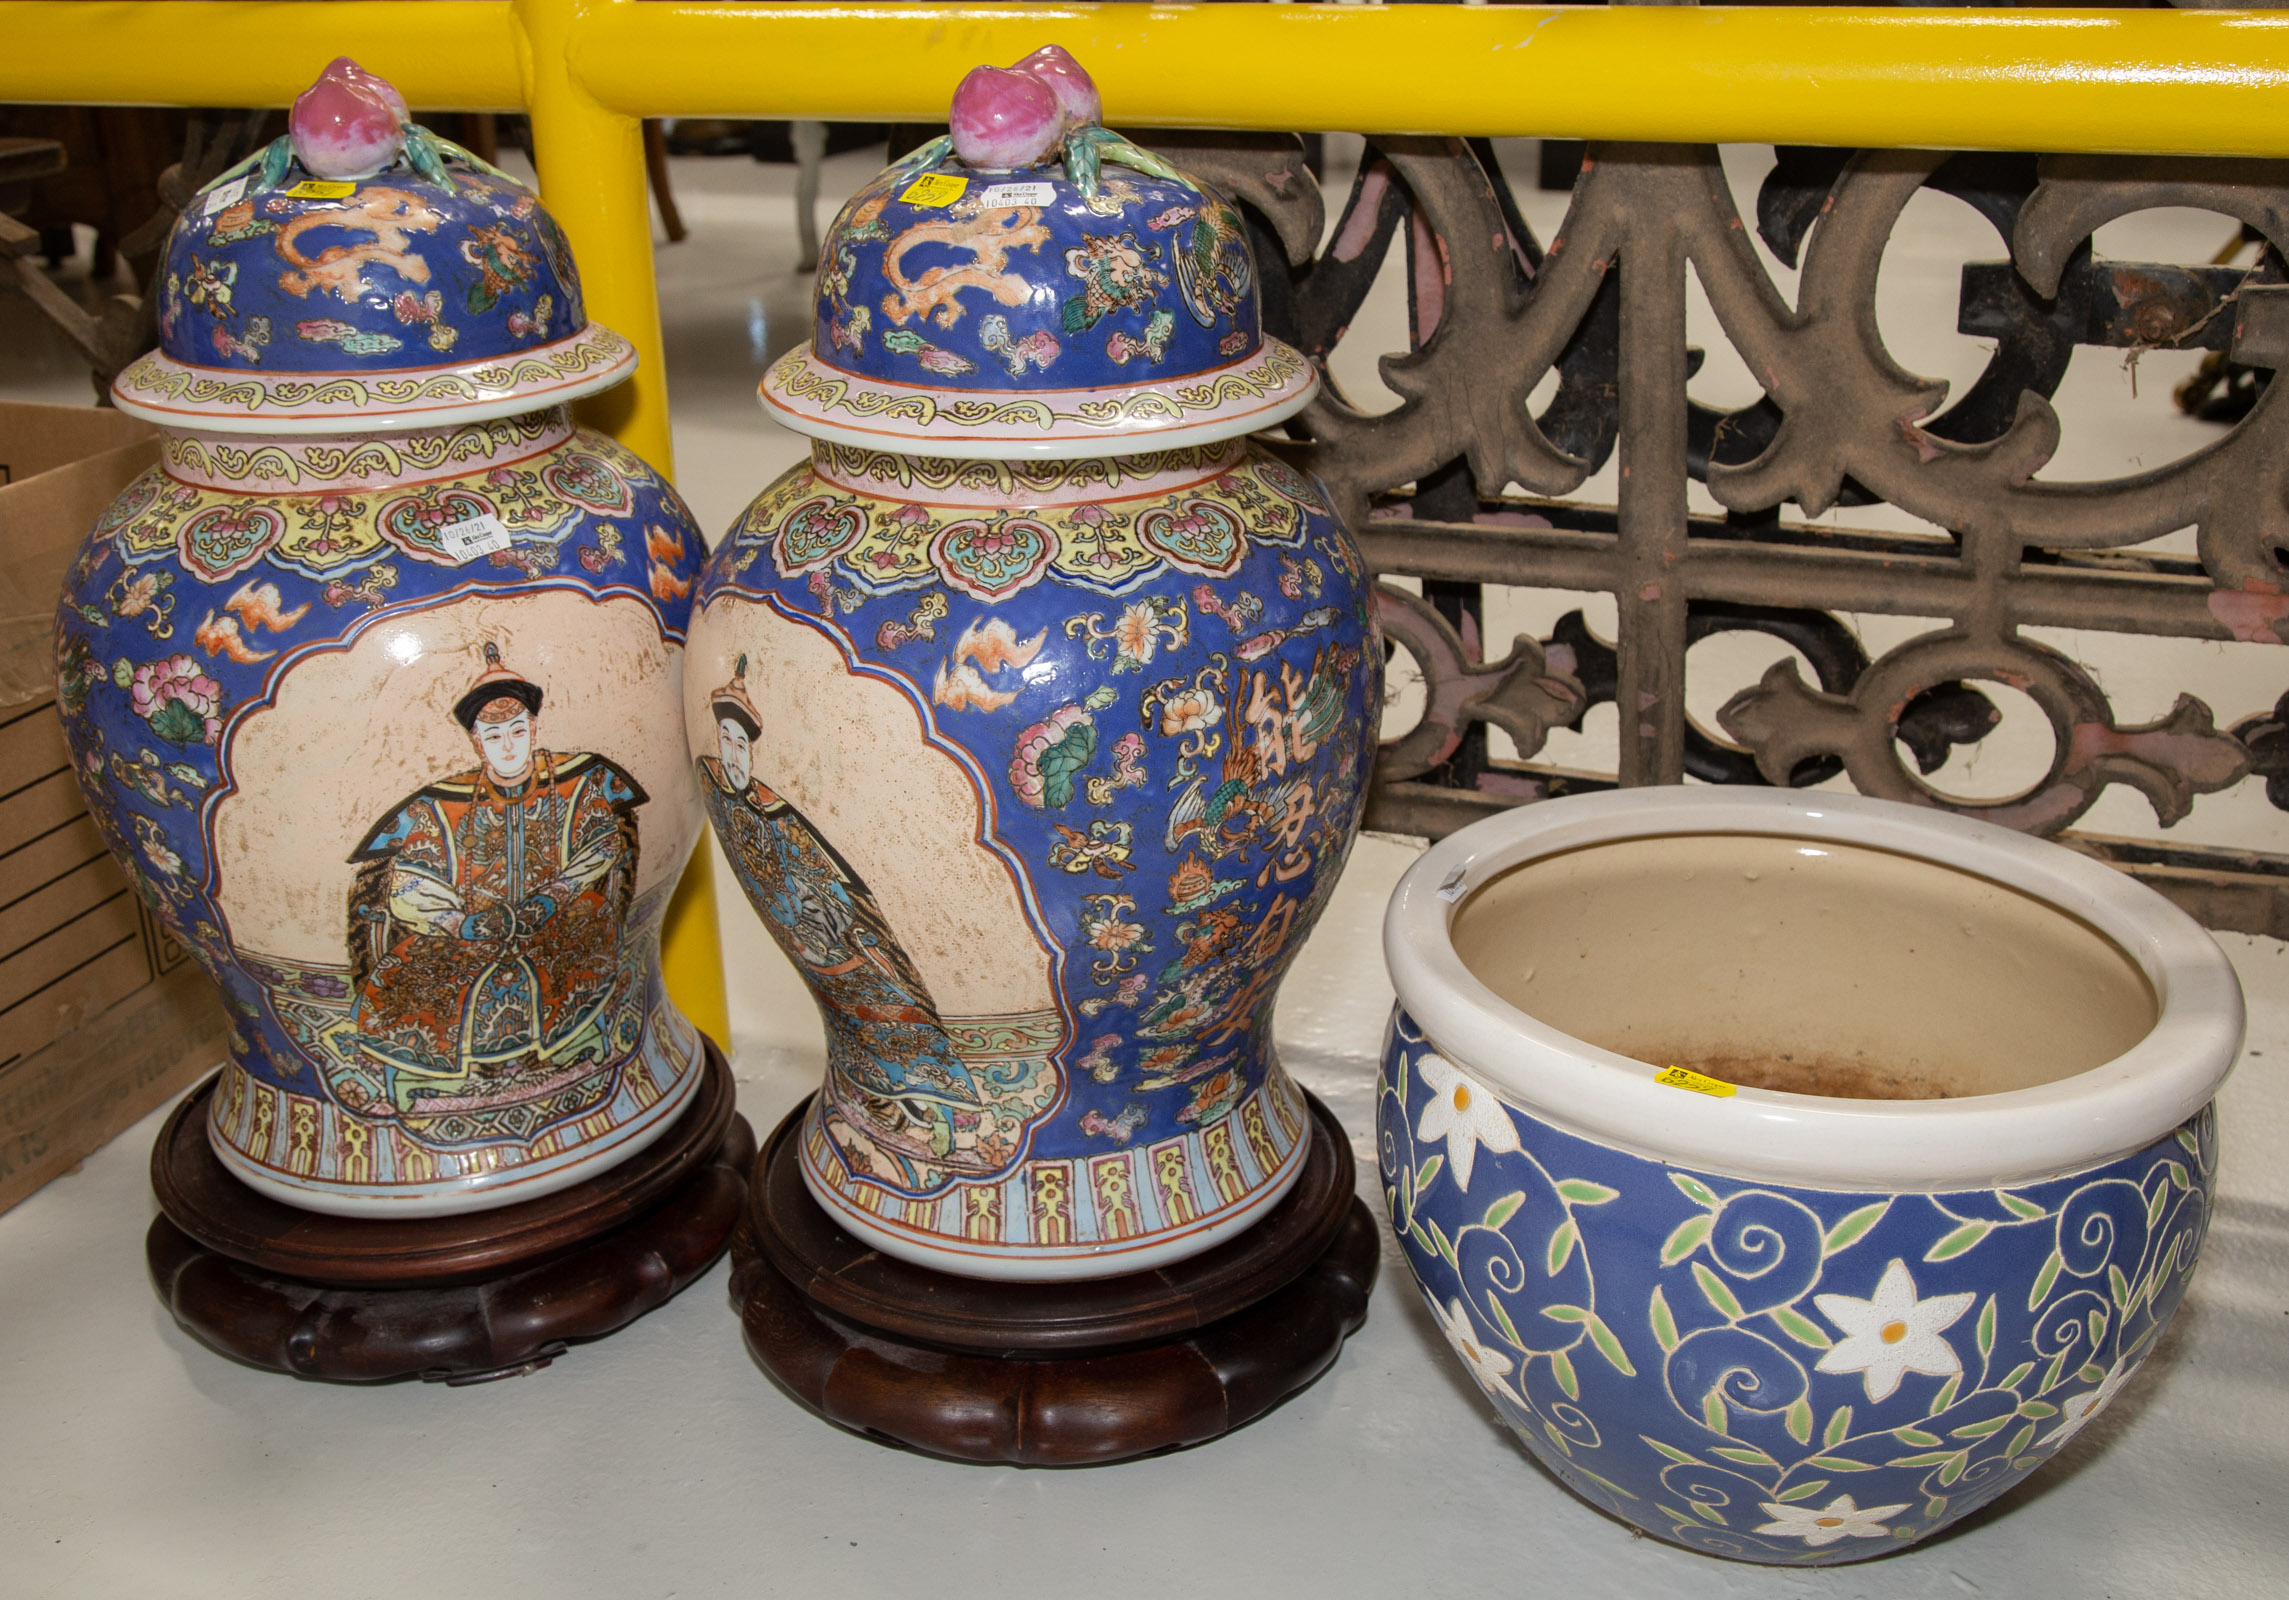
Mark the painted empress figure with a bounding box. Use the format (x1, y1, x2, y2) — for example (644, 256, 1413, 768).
(347, 643, 644, 1130)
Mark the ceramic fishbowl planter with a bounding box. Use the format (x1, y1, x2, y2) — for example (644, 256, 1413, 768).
(689, 51, 1379, 1281)
(54, 61, 709, 1217)
(1377, 787, 2241, 1564)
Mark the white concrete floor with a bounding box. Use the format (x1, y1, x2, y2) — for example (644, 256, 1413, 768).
(1, 139, 2283, 1597)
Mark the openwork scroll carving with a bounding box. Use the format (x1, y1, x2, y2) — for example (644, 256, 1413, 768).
(1158, 131, 2289, 937)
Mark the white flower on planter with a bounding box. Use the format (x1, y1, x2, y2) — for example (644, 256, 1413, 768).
(1430, 1293, 1520, 1404)
(1812, 1258, 1975, 1402)
(2044, 1354, 2141, 1452)
(1754, 1493, 1910, 1548)
(1416, 1052, 1519, 1192)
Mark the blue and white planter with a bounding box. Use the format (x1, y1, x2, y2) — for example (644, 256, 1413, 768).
(1377, 789, 2241, 1564)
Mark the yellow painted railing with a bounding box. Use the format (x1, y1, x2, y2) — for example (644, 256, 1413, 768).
(6, 1, 2287, 1038)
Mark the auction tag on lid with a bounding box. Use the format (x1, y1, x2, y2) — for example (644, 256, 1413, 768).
(436, 512, 513, 561)
(282, 178, 357, 200)
(898, 173, 969, 208)
(202, 176, 249, 216)
(980, 181, 1055, 207)
(1655, 1065, 1737, 1099)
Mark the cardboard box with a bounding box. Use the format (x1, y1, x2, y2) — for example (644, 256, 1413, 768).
(0, 399, 228, 1215)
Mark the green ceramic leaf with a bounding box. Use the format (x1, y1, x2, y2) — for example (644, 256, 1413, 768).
(1768, 1304, 1832, 1349)
(2016, 1401, 2058, 1420)
(1824, 1405, 1854, 1448)
(1950, 1416, 2011, 1440)
(1551, 1349, 1580, 1401)
(1660, 1212, 1713, 1266)
(1925, 1494, 1949, 1522)
(1642, 1435, 1702, 1467)
(1669, 1171, 1720, 1210)
(2109, 1265, 2132, 1308)
(1412, 1152, 1444, 1195)
(1775, 1478, 1830, 1503)
(1556, 1179, 1620, 1207)
(2176, 1127, 2200, 1158)
(1712, 1445, 1780, 1469)
(1885, 1450, 1959, 1468)
(1806, 1454, 1879, 1473)
(1892, 1425, 1944, 1449)
(1822, 1200, 1889, 1254)
(1924, 1221, 1994, 1262)
(1689, 1498, 1727, 1526)
(1976, 1296, 1996, 1361)
(1785, 1398, 1814, 1445)
(1650, 1287, 1680, 1354)
(1997, 1361, 2035, 1393)
(1541, 1420, 1574, 1458)
(1573, 1466, 1637, 1501)
(1586, 1314, 1637, 1377)
(1485, 1291, 1525, 1350)
(2088, 1307, 2109, 1347)
(1927, 1373, 1961, 1417)
(2028, 1250, 2063, 1312)
(1997, 1190, 2048, 1222)
(1692, 1262, 1746, 1322)
(1546, 1220, 1579, 1275)
(1542, 1303, 1590, 1324)
(1937, 1453, 1968, 1486)
(1702, 1390, 1728, 1435)
(2006, 1421, 2036, 1459)
(1483, 1190, 1526, 1230)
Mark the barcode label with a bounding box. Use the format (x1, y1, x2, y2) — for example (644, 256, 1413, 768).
(437, 512, 513, 560)
(202, 177, 249, 216)
(898, 174, 968, 208)
(282, 178, 357, 200)
(981, 181, 1055, 207)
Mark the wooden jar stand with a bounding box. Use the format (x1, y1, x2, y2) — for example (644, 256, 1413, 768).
(147, 1039, 753, 1384)
(731, 1090, 1379, 1465)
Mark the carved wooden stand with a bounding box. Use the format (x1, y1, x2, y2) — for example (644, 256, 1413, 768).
(731, 1090, 1378, 1465)
(147, 1039, 752, 1383)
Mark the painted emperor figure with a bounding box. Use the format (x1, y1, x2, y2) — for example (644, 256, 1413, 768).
(345, 642, 646, 1135)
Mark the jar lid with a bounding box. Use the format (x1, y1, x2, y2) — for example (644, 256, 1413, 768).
(762, 47, 1316, 460)
(113, 59, 634, 435)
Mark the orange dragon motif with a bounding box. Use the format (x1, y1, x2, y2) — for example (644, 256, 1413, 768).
(878, 202, 1053, 330)
(275, 187, 444, 301)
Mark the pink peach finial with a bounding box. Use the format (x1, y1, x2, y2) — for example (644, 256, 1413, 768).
(290, 57, 407, 182)
(948, 66, 1063, 172)
(1010, 45, 1101, 132)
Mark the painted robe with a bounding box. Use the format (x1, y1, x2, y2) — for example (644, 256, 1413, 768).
(347, 749, 643, 1116)
(697, 755, 990, 1168)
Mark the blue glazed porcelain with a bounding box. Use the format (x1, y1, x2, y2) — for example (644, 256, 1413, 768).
(53, 66, 709, 1216)
(1376, 788, 2242, 1564)
(692, 52, 1377, 1281)
(1380, 1010, 2215, 1564)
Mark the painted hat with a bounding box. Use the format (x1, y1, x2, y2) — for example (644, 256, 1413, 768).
(452, 641, 545, 729)
(709, 654, 763, 739)
(761, 46, 1316, 460)
(114, 58, 634, 435)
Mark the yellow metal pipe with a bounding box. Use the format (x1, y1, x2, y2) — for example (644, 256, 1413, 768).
(573, 3, 2289, 159)
(0, 2, 522, 109)
(509, 0, 729, 1046)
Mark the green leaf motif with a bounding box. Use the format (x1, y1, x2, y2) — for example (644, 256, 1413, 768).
(2108, 1265, 2132, 1309)
(1925, 1494, 1949, 1522)
(1689, 1499, 1727, 1527)
(1650, 1286, 1680, 1354)
(2164, 1161, 2190, 1192)
(1776, 1478, 1831, 1503)
(1892, 1425, 1944, 1449)
(1824, 1405, 1854, 1448)
(1997, 1361, 2035, 1393)
(1586, 1314, 1638, 1377)
(1702, 1390, 1728, 1435)
(1712, 1445, 1780, 1469)
(1976, 1296, 1996, 1362)
(2176, 1127, 2200, 1158)
(1692, 1263, 1746, 1322)
(1660, 1212, 1713, 1266)
(1483, 1189, 1526, 1230)
(1485, 1291, 1525, 1350)
(1543, 1303, 1590, 1324)
(1670, 1171, 1720, 1210)
(1642, 1435, 1702, 1467)
(1541, 1420, 1574, 1459)
(2028, 1250, 2063, 1313)
(1937, 1453, 1968, 1487)
(1997, 1190, 2048, 1222)
(2087, 1309, 2108, 1349)
(1924, 1220, 1994, 1262)
(1886, 1450, 1960, 1468)
(1823, 1200, 1889, 1254)
(2006, 1421, 2036, 1460)
(1950, 1416, 2011, 1440)
(1551, 1349, 1581, 1401)
(1556, 1179, 1620, 1207)
(2016, 1401, 2059, 1420)
(1768, 1304, 1833, 1350)
(1427, 1217, 1458, 1272)
(1412, 1153, 1443, 1196)
(1806, 1453, 1879, 1473)
(1547, 1219, 1579, 1276)
(1785, 1398, 1815, 1445)
(1927, 1373, 1962, 1418)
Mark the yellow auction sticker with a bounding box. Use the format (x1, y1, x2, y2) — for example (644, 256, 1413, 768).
(898, 174, 969, 208)
(1655, 1065, 1737, 1098)
(282, 179, 357, 200)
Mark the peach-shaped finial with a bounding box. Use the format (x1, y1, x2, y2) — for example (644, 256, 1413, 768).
(1009, 45, 1100, 133)
(290, 57, 407, 181)
(949, 66, 1063, 171)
